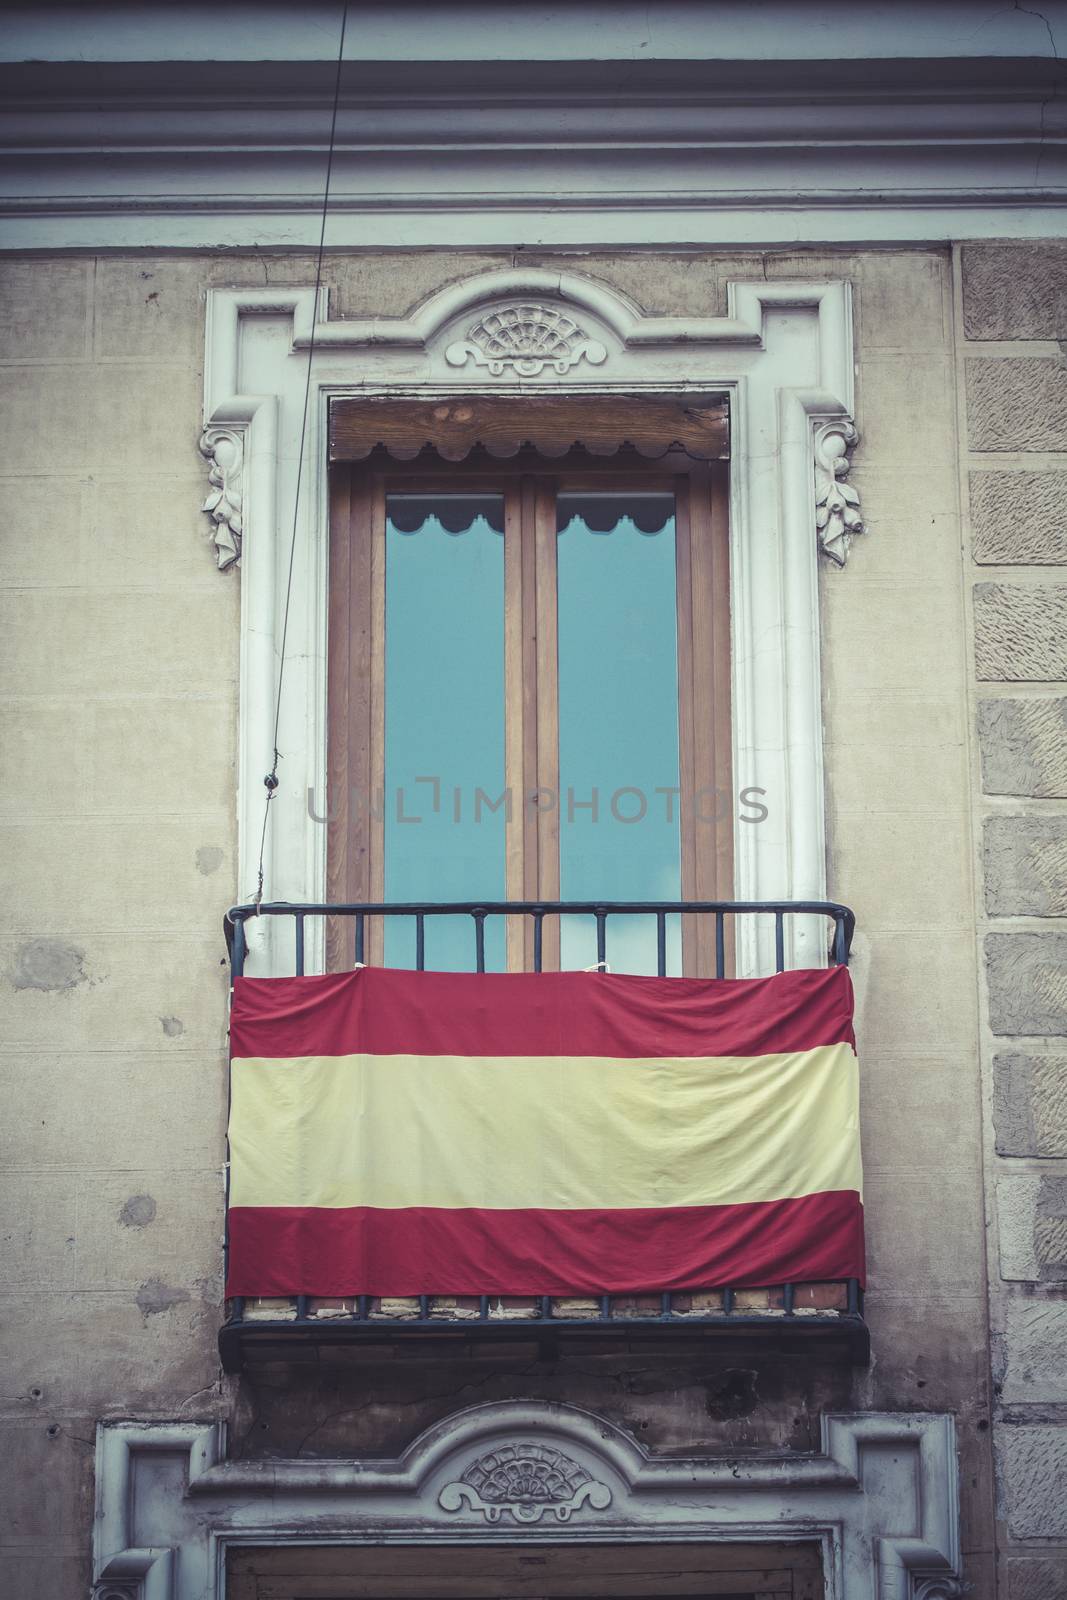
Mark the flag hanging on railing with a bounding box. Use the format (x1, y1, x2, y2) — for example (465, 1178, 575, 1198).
(226, 966, 864, 1297)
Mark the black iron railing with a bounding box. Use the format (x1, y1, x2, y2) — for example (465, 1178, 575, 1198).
(226, 897, 854, 978)
(220, 899, 866, 1370)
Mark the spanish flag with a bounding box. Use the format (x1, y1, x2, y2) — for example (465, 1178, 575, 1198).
(226, 966, 864, 1297)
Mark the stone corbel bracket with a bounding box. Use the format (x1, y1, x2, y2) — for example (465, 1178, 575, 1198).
(199, 425, 244, 569)
(815, 416, 865, 566)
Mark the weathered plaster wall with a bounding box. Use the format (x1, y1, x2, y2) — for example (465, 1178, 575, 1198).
(0, 248, 997, 1596)
(959, 239, 1067, 1600)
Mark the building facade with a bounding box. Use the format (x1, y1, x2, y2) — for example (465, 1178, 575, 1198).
(2, 5, 1067, 1597)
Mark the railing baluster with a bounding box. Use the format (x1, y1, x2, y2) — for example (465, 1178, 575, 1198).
(723, 1287, 735, 1315)
(595, 908, 607, 970)
(356, 1295, 369, 1322)
(833, 913, 848, 966)
(775, 910, 785, 973)
(355, 912, 365, 965)
(295, 913, 305, 976)
(415, 913, 425, 972)
(533, 909, 544, 972)
(783, 1282, 795, 1315)
(231, 917, 247, 981)
(715, 911, 725, 978)
(473, 909, 486, 973)
(656, 911, 667, 976)
(296, 1295, 310, 1322)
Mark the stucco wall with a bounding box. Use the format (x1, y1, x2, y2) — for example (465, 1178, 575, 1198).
(0, 247, 1001, 1596)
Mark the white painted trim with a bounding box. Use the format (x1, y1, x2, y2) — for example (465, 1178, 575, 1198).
(202, 271, 861, 974)
(93, 1420, 222, 1600)
(91, 1401, 963, 1600)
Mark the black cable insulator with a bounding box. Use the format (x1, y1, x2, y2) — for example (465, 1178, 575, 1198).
(264, 774, 279, 792)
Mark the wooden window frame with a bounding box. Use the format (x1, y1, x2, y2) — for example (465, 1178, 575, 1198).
(227, 1538, 822, 1599)
(327, 447, 731, 974)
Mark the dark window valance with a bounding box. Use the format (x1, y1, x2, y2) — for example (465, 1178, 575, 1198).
(328, 394, 729, 463)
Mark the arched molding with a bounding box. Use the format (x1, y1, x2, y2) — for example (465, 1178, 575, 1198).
(92, 1401, 962, 1600)
(200, 271, 864, 975)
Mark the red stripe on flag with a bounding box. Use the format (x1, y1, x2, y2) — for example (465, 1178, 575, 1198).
(226, 1191, 865, 1297)
(230, 965, 855, 1062)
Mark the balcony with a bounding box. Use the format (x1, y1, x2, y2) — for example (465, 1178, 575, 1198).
(220, 900, 867, 1371)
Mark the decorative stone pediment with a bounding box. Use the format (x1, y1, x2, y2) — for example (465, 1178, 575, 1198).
(92, 1402, 962, 1600)
(201, 274, 863, 973)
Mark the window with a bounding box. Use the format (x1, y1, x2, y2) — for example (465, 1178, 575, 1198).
(326, 400, 731, 976)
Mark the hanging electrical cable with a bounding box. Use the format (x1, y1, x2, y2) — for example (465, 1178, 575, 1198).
(252, 0, 350, 910)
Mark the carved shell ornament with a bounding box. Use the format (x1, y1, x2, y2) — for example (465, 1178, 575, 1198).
(438, 1441, 613, 1523)
(445, 303, 609, 377)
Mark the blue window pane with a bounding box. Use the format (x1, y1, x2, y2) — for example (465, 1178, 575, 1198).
(383, 494, 506, 971)
(556, 492, 682, 975)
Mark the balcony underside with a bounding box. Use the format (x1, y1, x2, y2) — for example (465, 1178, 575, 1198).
(219, 1291, 870, 1371)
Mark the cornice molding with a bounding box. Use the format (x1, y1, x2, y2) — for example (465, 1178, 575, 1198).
(92, 1401, 962, 1600)
(1, 48, 1063, 246)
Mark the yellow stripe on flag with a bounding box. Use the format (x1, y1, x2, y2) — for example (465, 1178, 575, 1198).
(229, 1045, 861, 1212)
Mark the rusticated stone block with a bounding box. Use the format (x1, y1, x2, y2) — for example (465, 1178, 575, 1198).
(998, 1175, 1067, 1281)
(1000, 1300, 1067, 1401)
(986, 932, 1067, 1035)
(978, 698, 1067, 796)
(970, 470, 1067, 565)
(1003, 1424, 1067, 1537)
(995, 1053, 1067, 1156)
(974, 585, 1067, 681)
(962, 242, 1067, 340)
(967, 357, 1067, 452)
(984, 815, 1067, 916)
(1009, 1558, 1067, 1600)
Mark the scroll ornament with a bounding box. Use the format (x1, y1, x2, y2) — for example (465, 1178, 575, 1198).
(199, 426, 244, 569)
(814, 418, 865, 566)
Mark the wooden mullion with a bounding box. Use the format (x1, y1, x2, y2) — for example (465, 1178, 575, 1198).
(325, 465, 352, 973)
(687, 461, 733, 975)
(534, 478, 561, 971)
(673, 473, 701, 977)
(326, 467, 387, 970)
(366, 474, 387, 967)
(503, 480, 527, 971)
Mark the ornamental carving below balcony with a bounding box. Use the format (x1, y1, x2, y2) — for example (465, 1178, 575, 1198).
(444, 304, 609, 377)
(438, 1442, 613, 1523)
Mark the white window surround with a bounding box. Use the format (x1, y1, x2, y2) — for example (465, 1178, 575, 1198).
(90, 1399, 962, 1600)
(201, 269, 863, 976)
